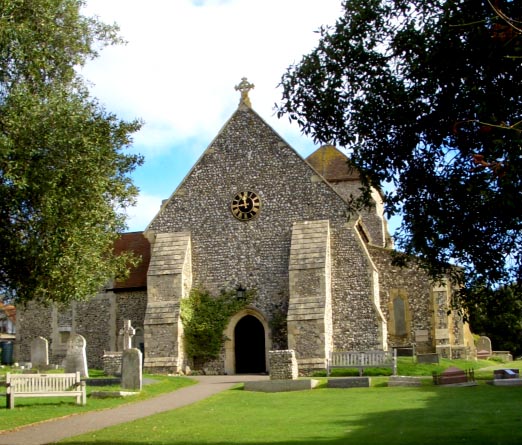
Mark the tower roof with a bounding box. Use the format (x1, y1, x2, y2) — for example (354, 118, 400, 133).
(306, 145, 360, 182)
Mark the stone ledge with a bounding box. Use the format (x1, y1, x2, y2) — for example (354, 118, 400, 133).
(491, 378, 522, 386)
(327, 377, 370, 388)
(388, 376, 422, 387)
(90, 391, 139, 398)
(244, 379, 319, 392)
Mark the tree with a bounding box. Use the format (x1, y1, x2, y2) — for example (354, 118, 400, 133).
(277, 0, 522, 303)
(468, 283, 522, 358)
(0, 0, 143, 305)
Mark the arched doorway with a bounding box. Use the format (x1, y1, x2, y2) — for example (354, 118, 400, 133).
(234, 315, 266, 373)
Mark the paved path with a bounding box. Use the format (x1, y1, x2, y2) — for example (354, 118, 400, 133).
(0, 374, 268, 445)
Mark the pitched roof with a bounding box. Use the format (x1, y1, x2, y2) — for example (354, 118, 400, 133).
(0, 302, 16, 323)
(306, 145, 360, 182)
(112, 232, 150, 290)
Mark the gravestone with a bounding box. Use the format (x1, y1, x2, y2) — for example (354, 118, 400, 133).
(120, 319, 135, 350)
(121, 348, 142, 391)
(417, 353, 439, 364)
(388, 376, 421, 387)
(63, 334, 89, 378)
(491, 370, 522, 386)
(327, 377, 370, 388)
(494, 369, 520, 380)
(476, 336, 492, 359)
(434, 366, 474, 385)
(415, 330, 429, 343)
(30, 336, 49, 367)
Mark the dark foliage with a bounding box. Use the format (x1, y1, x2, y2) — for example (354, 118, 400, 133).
(277, 0, 522, 301)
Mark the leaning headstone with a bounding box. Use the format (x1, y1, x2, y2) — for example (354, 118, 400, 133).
(63, 334, 89, 378)
(121, 348, 142, 391)
(30, 336, 49, 368)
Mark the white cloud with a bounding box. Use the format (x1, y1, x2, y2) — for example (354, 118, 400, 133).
(124, 193, 164, 232)
(82, 0, 342, 154)
(81, 0, 344, 230)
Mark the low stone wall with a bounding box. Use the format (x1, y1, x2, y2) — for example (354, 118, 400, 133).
(269, 350, 298, 380)
(103, 351, 122, 376)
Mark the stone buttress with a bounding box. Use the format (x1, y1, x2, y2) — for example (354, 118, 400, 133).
(288, 220, 333, 374)
(144, 232, 192, 373)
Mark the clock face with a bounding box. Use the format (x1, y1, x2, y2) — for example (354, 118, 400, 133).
(231, 191, 261, 221)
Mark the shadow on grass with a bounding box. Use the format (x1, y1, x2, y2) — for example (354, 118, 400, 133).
(58, 385, 522, 445)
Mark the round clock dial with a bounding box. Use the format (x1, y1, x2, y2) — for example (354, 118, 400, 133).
(231, 191, 261, 221)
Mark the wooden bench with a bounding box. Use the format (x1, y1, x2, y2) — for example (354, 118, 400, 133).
(6, 372, 86, 409)
(327, 350, 397, 376)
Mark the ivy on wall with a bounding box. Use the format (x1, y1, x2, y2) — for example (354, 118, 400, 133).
(181, 288, 254, 363)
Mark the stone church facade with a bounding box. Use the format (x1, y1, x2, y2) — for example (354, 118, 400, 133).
(15, 81, 475, 375)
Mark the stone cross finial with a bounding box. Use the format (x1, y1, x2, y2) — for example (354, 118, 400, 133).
(235, 77, 255, 108)
(120, 319, 135, 350)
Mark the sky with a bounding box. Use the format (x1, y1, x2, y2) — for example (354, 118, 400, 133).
(79, 1, 348, 232)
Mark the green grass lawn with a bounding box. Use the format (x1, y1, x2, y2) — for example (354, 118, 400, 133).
(2, 359, 522, 444)
(59, 383, 522, 445)
(0, 373, 195, 431)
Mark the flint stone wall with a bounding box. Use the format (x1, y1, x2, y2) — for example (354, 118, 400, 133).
(147, 108, 381, 367)
(367, 245, 434, 352)
(269, 350, 298, 380)
(15, 291, 147, 370)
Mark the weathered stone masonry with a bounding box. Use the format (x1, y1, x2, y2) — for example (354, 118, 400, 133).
(15, 85, 475, 373)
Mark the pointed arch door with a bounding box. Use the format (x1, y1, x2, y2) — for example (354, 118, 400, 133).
(234, 315, 266, 373)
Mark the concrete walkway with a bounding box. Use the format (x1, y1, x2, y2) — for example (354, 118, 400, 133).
(0, 374, 269, 445)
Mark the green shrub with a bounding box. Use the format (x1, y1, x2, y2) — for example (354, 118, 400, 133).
(181, 288, 254, 364)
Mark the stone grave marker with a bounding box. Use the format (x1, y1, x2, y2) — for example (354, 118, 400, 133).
(476, 336, 492, 359)
(415, 329, 429, 343)
(63, 333, 89, 378)
(121, 348, 142, 391)
(120, 319, 135, 350)
(416, 353, 439, 364)
(494, 369, 520, 380)
(30, 336, 49, 368)
(433, 366, 475, 385)
(327, 377, 370, 388)
(492, 369, 522, 386)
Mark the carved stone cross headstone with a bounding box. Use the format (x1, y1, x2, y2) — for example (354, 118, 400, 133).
(63, 333, 89, 378)
(120, 320, 135, 351)
(30, 336, 49, 368)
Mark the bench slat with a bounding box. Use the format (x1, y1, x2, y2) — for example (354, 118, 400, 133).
(6, 372, 86, 409)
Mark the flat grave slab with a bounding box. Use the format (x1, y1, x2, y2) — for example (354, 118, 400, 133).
(327, 377, 370, 388)
(244, 379, 319, 392)
(388, 376, 422, 387)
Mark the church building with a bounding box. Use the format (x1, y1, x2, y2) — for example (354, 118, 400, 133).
(15, 79, 475, 375)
